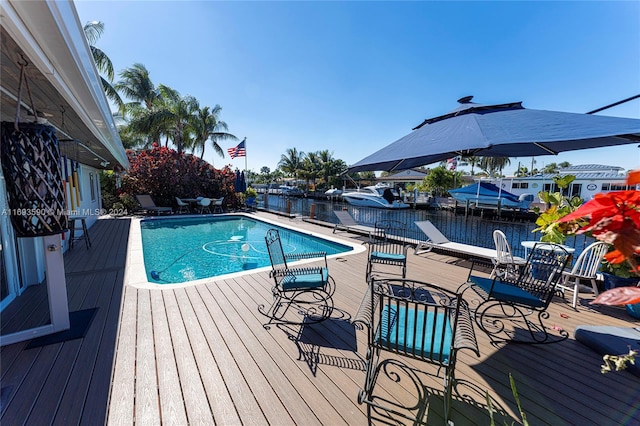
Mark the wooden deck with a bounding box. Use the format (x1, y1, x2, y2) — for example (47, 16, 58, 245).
(2, 214, 640, 425)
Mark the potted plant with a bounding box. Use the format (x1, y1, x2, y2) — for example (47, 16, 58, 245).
(532, 174, 584, 244)
(601, 256, 640, 290)
(558, 169, 640, 321)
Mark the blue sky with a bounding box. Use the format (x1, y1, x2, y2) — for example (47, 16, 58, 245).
(75, 1, 640, 176)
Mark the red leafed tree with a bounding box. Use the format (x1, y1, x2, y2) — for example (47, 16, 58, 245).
(122, 143, 237, 207)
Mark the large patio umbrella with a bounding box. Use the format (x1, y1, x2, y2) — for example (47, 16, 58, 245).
(348, 96, 640, 172)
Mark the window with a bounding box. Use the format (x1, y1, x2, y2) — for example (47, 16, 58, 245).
(570, 183, 581, 197)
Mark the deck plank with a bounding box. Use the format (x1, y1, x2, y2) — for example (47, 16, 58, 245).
(149, 289, 188, 425)
(163, 289, 214, 424)
(134, 289, 161, 424)
(2, 214, 640, 425)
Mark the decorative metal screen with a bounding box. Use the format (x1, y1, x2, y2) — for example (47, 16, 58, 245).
(1, 122, 67, 236)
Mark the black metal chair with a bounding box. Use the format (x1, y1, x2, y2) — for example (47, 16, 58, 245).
(458, 242, 570, 344)
(366, 220, 408, 281)
(259, 229, 335, 325)
(355, 278, 479, 423)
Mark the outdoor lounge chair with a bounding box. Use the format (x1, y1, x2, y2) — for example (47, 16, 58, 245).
(458, 242, 570, 344)
(259, 229, 335, 325)
(355, 278, 479, 423)
(414, 220, 497, 261)
(366, 220, 408, 281)
(135, 195, 173, 215)
(333, 210, 376, 236)
(556, 241, 609, 309)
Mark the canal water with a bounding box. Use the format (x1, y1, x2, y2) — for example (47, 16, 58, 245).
(260, 194, 592, 260)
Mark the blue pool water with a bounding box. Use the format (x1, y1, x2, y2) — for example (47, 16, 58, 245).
(140, 215, 353, 284)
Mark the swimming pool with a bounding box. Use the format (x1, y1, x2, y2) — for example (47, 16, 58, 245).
(140, 215, 355, 284)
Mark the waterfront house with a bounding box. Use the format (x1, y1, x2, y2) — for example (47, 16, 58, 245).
(485, 164, 634, 203)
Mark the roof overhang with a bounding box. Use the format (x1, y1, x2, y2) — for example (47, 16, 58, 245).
(0, 0, 128, 169)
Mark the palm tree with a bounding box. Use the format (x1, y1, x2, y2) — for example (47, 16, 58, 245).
(317, 150, 339, 188)
(479, 157, 511, 177)
(543, 163, 559, 174)
(83, 21, 123, 110)
(192, 105, 237, 159)
(301, 152, 322, 188)
(115, 63, 158, 114)
(462, 155, 480, 175)
(127, 84, 198, 153)
(278, 148, 304, 181)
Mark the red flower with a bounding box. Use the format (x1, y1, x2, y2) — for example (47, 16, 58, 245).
(556, 170, 640, 306)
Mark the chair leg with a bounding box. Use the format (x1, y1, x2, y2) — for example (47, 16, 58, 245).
(572, 280, 580, 309)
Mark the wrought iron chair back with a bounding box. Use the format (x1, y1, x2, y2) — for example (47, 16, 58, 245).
(513, 242, 571, 307)
(357, 278, 479, 423)
(260, 229, 334, 324)
(366, 220, 408, 280)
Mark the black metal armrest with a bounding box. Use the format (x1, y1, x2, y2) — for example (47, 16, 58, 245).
(285, 251, 327, 261)
(352, 284, 380, 331)
(454, 304, 480, 356)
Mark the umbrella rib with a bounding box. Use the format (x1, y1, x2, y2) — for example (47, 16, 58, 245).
(533, 142, 558, 155)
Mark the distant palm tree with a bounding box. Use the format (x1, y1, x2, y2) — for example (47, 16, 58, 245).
(479, 157, 511, 177)
(83, 21, 123, 110)
(278, 148, 304, 181)
(191, 105, 237, 159)
(543, 163, 559, 174)
(463, 155, 480, 175)
(301, 152, 322, 188)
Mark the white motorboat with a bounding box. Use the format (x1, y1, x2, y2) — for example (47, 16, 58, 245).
(341, 184, 409, 209)
(279, 185, 304, 197)
(324, 187, 342, 198)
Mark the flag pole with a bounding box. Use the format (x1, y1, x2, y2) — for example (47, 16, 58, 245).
(243, 137, 248, 186)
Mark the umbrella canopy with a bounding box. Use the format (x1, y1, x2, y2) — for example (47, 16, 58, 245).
(348, 96, 640, 172)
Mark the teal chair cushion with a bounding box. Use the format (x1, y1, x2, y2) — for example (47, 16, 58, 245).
(470, 275, 544, 308)
(371, 251, 406, 262)
(376, 304, 452, 363)
(281, 268, 328, 291)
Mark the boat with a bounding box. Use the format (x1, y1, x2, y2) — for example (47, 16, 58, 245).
(449, 182, 533, 210)
(341, 183, 409, 209)
(279, 185, 305, 197)
(324, 187, 342, 197)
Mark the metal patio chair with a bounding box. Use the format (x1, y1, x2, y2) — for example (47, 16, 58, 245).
(259, 229, 335, 325)
(459, 242, 570, 344)
(355, 278, 479, 423)
(366, 220, 408, 281)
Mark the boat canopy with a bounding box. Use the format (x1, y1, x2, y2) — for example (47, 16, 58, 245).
(450, 182, 520, 203)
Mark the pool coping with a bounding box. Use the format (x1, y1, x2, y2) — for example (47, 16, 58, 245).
(125, 213, 366, 290)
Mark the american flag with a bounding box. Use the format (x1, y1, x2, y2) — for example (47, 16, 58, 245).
(447, 156, 458, 171)
(227, 139, 246, 159)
